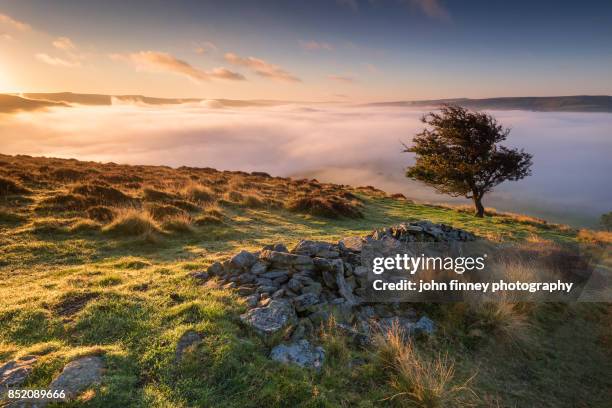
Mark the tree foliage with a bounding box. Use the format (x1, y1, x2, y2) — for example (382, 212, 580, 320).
(404, 105, 533, 217)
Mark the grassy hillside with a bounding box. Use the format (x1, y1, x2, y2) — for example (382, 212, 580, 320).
(0, 154, 610, 407)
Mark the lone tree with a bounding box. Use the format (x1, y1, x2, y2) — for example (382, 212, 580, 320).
(404, 105, 532, 217)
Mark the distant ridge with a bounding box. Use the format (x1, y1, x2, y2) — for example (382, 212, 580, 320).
(364, 95, 612, 112)
(2, 92, 611, 113)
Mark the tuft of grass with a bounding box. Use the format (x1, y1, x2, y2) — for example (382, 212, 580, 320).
(181, 182, 216, 204)
(143, 187, 177, 202)
(37, 193, 89, 211)
(69, 218, 101, 233)
(86, 205, 115, 223)
(374, 323, 477, 408)
(102, 208, 160, 237)
(146, 203, 187, 221)
(286, 194, 363, 218)
(318, 317, 350, 367)
(71, 183, 134, 206)
(49, 167, 87, 181)
(161, 214, 194, 233)
(0, 175, 31, 196)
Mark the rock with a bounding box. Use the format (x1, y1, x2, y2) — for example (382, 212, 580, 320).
(0, 355, 37, 394)
(259, 250, 296, 267)
(48, 356, 103, 400)
(287, 277, 303, 292)
(293, 293, 320, 313)
(246, 294, 259, 308)
(273, 243, 288, 253)
(270, 340, 325, 370)
(353, 266, 368, 278)
(321, 271, 336, 289)
(377, 316, 415, 336)
(313, 257, 333, 272)
(190, 271, 209, 280)
(336, 270, 358, 306)
(257, 285, 279, 294)
(207, 261, 223, 276)
(237, 285, 256, 296)
(237, 273, 256, 284)
(293, 255, 315, 271)
(230, 250, 257, 269)
(240, 300, 297, 338)
(301, 282, 322, 296)
(414, 316, 436, 335)
(175, 331, 203, 362)
(261, 270, 290, 280)
(272, 288, 285, 299)
(338, 236, 364, 252)
(293, 240, 336, 257)
(250, 261, 268, 275)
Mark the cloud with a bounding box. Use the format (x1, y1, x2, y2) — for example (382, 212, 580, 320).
(112, 51, 245, 82)
(1, 33, 12, 40)
(52, 36, 75, 51)
(0, 13, 30, 31)
(224, 52, 301, 82)
(300, 40, 333, 51)
(406, 0, 450, 21)
(337, 0, 359, 12)
(1, 104, 608, 226)
(194, 41, 218, 55)
(35, 53, 80, 67)
(328, 74, 357, 83)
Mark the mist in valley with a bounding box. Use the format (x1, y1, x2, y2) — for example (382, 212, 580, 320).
(1, 102, 610, 227)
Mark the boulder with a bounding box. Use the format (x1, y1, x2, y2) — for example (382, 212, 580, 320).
(270, 340, 325, 370)
(261, 270, 290, 280)
(48, 356, 103, 400)
(206, 261, 223, 276)
(230, 250, 257, 269)
(414, 316, 436, 335)
(293, 240, 336, 257)
(338, 236, 364, 252)
(240, 300, 297, 338)
(250, 261, 268, 275)
(0, 355, 37, 394)
(293, 293, 320, 313)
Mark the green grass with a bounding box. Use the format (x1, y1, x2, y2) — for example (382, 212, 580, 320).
(1, 173, 610, 407)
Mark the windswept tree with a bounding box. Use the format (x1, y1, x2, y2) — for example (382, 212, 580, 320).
(404, 106, 533, 217)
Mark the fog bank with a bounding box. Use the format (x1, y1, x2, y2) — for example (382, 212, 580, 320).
(1, 103, 610, 227)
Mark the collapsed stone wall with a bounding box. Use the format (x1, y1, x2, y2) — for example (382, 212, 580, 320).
(199, 221, 476, 366)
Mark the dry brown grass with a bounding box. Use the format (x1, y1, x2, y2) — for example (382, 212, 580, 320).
(181, 182, 216, 204)
(286, 194, 362, 218)
(577, 228, 612, 244)
(161, 214, 194, 233)
(37, 193, 89, 211)
(0, 175, 30, 196)
(373, 322, 477, 407)
(102, 208, 160, 237)
(145, 203, 187, 221)
(71, 183, 134, 206)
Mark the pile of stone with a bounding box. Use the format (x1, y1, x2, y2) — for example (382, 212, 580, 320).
(368, 220, 476, 242)
(198, 221, 476, 369)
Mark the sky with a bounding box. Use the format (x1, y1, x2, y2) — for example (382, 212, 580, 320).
(1, 0, 611, 101)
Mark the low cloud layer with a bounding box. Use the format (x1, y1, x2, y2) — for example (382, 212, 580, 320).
(1, 103, 610, 226)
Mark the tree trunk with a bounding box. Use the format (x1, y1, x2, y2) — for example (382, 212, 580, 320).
(473, 195, 485, 217)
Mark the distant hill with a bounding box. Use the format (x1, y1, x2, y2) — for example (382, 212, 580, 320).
(21, 92, 201, 106)
(0, 94, 68, 113)
(365, 95, 612, 112)
(2, 93, 611, 113)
